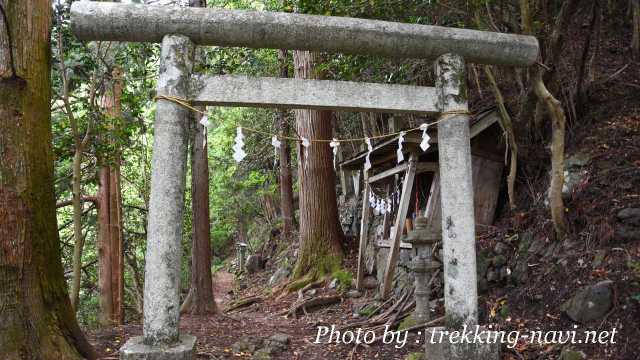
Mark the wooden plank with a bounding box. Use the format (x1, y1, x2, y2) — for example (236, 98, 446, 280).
(192, 75, 439, 114)
(381, 153, 417, 298)
(376, 239, 413, 249)
(424, 171, 442, 231)
(368, 162, 438, 184)
(469, 110, 500, 138)
(471, 156, 504, 226)
(381, 183, 392, 239)
(355, 172, 371, 290)
(368, 163, 408, 184)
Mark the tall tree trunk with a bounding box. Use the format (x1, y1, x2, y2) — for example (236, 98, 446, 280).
(181, 0, 216, 315)
(291, 50, 344, 281)
(277, 49, 295, 240)
(632, 0, 639, 60)
(109, 163, 124, 323)
(97, 67, 124, 326)
(69, 143, 84, 309)
(0, 1, 96, 358)
(97, 167, 114, 326)
(181, 111, 217, 314)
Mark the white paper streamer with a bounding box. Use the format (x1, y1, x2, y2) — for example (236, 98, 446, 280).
(397, 131, 406, 163)
(301, 137, 310, 148)
(380, 199, 386, 214)
(419, 123, 431, 151)
(386, 199, 392, 213)
(329, 138, 340, 170)
(232, 127, 246, 163)
(364, 137, 373, 172)
(271, 135, 281, 166)
(199, 115, 209, 127)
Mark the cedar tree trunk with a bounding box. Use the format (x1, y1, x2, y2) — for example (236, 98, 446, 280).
(181, 113, 217, 314)
(0, 1, 96, 358)
(277, 49, 295, 240)
(291, 50, 343, 280)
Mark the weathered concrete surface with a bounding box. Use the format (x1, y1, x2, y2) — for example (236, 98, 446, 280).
(424, 327, 500, 360)
(70, 2, 538, 66)
(435, 54, 478, 327)
(191, 75, 439, 114)
(143, 34, 193, 345)
(120, 335, 196, 360)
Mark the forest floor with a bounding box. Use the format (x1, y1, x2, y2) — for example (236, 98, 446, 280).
(89, 260, 427, 360)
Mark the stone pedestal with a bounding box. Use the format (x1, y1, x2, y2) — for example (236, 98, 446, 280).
(424, 326, 500, 360)
(405, 216, 440, 323)
(120, 335, 196, 360)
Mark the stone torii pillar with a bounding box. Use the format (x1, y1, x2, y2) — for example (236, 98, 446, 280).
(120, 35, 197, 359)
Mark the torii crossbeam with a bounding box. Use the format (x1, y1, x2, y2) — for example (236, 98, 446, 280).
(70, 2, 538, 359)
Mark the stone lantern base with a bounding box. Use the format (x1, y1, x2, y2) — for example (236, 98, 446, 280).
(424, 326, 500, 360)
(120, 334, 196, 360)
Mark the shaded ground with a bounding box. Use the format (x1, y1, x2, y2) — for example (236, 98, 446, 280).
(89, 260, 426, 359)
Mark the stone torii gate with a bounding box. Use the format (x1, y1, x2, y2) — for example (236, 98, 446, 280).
(70, 2, 538, 359)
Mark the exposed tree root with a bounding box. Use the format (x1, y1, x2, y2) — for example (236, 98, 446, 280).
(224, 296, 262, 313)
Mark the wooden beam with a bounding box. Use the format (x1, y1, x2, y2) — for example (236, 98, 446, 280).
(368, 162, 438, 184)
(355, 172, 371, 290)
(191, 75, 439, 114)
(381, 153, 418, 299)
(368, 163, 408, 184)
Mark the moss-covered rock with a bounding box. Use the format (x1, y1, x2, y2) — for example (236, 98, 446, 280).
(405, 352, 426, 360)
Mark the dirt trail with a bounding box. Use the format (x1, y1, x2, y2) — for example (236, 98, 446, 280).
(212, 270, 235, 307)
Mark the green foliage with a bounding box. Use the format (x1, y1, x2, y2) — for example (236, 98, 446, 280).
(332, 269, 353, 292)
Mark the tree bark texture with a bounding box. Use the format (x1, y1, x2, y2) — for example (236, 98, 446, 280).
(534, 76, 567, 238)
(277, 49, 295, 240)
(292, 50, 344, 280)
(69, 143, 84, 309)
(0, 1, 96, 358)
(632, 0, 639, 60)
(181, 112, 217, 315)
(97, 67, 125, 326)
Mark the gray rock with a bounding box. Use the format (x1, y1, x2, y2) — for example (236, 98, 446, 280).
(565, 153, 591, 168)
(492, 255, 507, 267)
(232, 336, 263, 354)
(253, 349, 272, 360)
(346, 289, 362, 298)
(545, 153, 590, 202)
(486, 268, 497, 282)
(246, 255, 264, 273)
(528, 237, 546, 255)
(494, 241, 508, 255)
(268, 267, 290, 286)
(264, 333, 290, 353)
(477, 250, 490, 278)
(615, 225, 640, 243)
(617, 208, 640, 226)
(561, 280, 614, 323)
(559, 348, 586, 360)
(513, 259, 528, 284)
(362, 275, 378, 289)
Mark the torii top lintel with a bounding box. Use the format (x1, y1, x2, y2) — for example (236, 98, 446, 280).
(70, 2, 539, 67)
